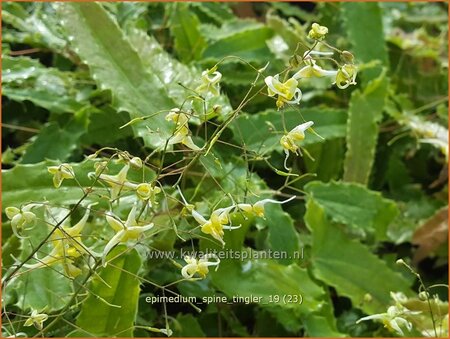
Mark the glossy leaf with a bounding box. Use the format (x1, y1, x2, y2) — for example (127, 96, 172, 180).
(59, 2, 175, 147)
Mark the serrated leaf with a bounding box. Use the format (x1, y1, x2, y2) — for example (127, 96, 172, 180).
(191, 2, 235, 24)
(341, 2, 389, 82)
(304, 181, 399, 241)
(74, 246, 142, 337)
(168, 3, 206, 62)
(230, 108, 347, 156)
(59, 2, 175, 147)
(343, 71, 388, 185)
(305, 198, 412, 314)
(202, 26, 274, 63)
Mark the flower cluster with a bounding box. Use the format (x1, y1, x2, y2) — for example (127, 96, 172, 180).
(264, 23, 358, 110)
(178, 187, 296, 246)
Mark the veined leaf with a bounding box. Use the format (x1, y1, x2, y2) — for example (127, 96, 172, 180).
(304, 181, 399, 241)
(168, 2, 206, 62)
(305, 198, 412, 314)
(343, 71, 388, 185)
(59, 2, 175, 147)
(74, 246, 142, 337)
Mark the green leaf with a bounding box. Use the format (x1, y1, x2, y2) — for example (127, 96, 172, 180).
(14, 267, 72, 311)
(21, 112, 88, 164)
(127, 29, 232, 114)
(305, 198, 412, 314)
(341, 2, 389, 82)
(231, 108, 347, 156)
(168, 3, 206, 62)
(304, 139, 345, 182)
(304, 181, 399, 241)
(2, 56, 86, 114)
(75, 246, 142, 337)
(211, 259, 325, 313)
(174, 314, 206, 337)
(202, 26, 274, 63)
(191, 2, 235, 24)
(263, 204, 299, 265)
(303, 314, 346, 337)
(343, 71, 388, 185)
(59, 2, 175, 147)
(2, 3, 67, 52)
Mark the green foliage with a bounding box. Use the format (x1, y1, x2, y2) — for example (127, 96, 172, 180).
(2, 2, 447, 338)
(73, 246, 142, 337)
(305, 198, 412, 314)
(304, 181, 399, 241)
(59, 2, 174, 147)
(343, 71, 389, 185)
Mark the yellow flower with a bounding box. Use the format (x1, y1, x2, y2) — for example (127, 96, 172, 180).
(181, 254, 220, 279)
(308, 23, 328, 40)
(191, 206, 240, 246)
(98, 164, 132, 200)
(103, 204, 154, 266)
(335, 64, 358, 89)
(136, 183, 161, 201)
(293, 52, 337, 79)
(196, 67, 222, 96)
(166, 109, 201, 151)
(24, 206, 92, 278)
(47, 163, 74, 188)
(236, 196, 296, 218)
(265, 75, 302, 109)
(357, 305, 418, 336)
(280, 121, 314, 156)
(5, 204, 37, 238)
(24, 310, 48, 330)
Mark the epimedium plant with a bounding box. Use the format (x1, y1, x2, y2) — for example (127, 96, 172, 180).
(2, 2, 448, 338)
